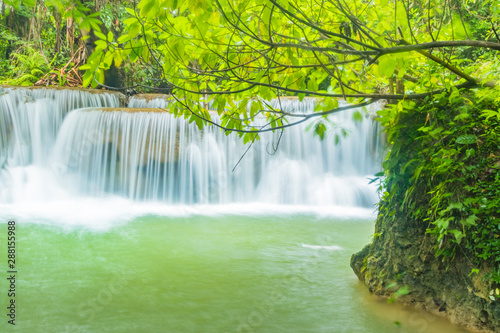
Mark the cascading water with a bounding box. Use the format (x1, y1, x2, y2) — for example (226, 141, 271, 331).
(0, 88, 383, 222)
(129, 95, 384, 206)
(55, 96, 382, 205)
(0, 86, 121, 167)
(0, 87, 121, 203)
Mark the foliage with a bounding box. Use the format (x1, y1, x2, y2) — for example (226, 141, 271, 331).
(82, 0, 500, 137)
(377, 87, 500, 285)
(3, 0, 102, 31)
(0, 46, 50, 85)
(0, 0, 108, 86)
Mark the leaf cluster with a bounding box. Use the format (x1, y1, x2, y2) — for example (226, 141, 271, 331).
(79, 0, 500, 138)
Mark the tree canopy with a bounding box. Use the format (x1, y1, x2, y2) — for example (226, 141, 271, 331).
(76, 0, 500, 138)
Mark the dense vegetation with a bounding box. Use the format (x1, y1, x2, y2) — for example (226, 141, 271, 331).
(377, 87, 500, 290)
(0, 0, 126, 86)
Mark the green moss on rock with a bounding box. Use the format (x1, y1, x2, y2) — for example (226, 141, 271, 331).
(352, 89, 500, 332)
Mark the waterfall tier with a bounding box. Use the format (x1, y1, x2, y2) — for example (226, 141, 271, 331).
(0, 88, 383, 210)
(0, 86, 122, 168)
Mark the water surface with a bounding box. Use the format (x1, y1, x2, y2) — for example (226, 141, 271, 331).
(1, 214, 467, 333)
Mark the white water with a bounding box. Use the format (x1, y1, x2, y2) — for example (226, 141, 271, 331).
(0, 87, 120, 168)
(0, 89, 383, 226)
(125, 96, 383, 205)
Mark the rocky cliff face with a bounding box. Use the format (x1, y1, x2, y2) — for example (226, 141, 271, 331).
(351, 212, 500, 332)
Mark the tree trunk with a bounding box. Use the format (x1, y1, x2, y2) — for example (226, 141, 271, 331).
(67, 17, 75, 57)
(104, 0, 126, 89)
(54, 8, 61, 54)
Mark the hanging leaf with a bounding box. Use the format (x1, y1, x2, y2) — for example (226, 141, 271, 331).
(314, 122, 327, 140)
(353, 111, 363, 122)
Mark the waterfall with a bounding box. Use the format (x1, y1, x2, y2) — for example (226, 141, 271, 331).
(0, 87, 121, 202)
(0, 86, 121, 167)
(0, 88, 383, 214)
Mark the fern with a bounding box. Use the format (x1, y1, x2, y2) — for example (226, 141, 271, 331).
(0, 46, 49, 85)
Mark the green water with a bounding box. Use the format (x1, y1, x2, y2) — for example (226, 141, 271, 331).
(1, 215, 466, 332)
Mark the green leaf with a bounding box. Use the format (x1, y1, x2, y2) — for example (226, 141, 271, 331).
(432, 217, 453, 231)
(353, 111, 363, 122)
(125, 8, 137, 16)
(172, 39, 185, 58)
(461, 215, 478, 227)
(456, 134, 477, 145)
(378, 55, 396, 78)
(466, 148, 475, 158)
(449, 229, 464, 244)
(82, 70, 93, 87)
(94, 31, 107, 40)
(429, 126, 443, 139)
(139, 0, 157, 17)
(128, 24, 142, 39)
(480, 109, 500, 120)
(469, 269, 479, 277)
(95, 40, 108, 51)
(243, 133, 255, 145)
(444, 202, 463, 212)
(307, 77, 318, 91)
(314, 122, 327, 140)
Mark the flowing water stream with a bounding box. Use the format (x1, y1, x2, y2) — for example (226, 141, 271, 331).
(0, 87, 467, 332)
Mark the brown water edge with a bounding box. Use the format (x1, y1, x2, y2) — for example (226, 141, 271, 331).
(80, 107, 222, 116)
(353, 282, 470, 333)
(351, 212, 500, 332)
(0, 84, 129, 105)
(0, 84, 323, 109)
(86, 107, 170, 113)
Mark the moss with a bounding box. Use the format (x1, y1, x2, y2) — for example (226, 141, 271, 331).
(351, 88, 500, 331)
(376, 89, 500, 285)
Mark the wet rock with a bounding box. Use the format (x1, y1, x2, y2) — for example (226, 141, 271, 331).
(351, 213, 500, 332)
